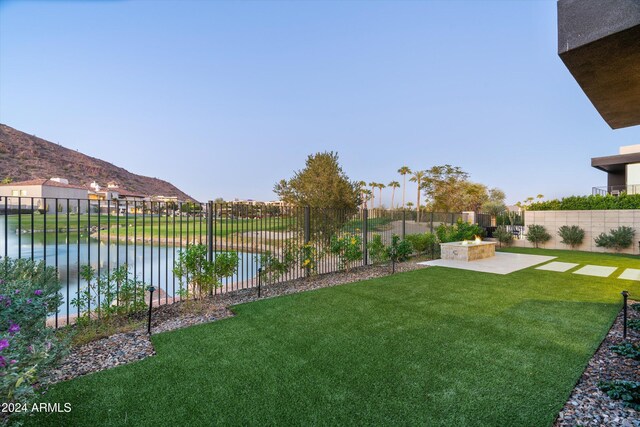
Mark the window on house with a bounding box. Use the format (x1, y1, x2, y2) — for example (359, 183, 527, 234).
(11, 190, 19, 196)
(20, 190, 27, 196)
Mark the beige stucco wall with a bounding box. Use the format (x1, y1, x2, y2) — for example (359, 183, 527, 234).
(511, 210, 640, 255)
(0, 185, 88, 213)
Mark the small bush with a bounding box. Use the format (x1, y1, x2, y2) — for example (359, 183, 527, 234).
(525, 225, 551, 248)
(628, 319, 640, 331)
(173, 244, 239, 298)
(259, 239, 300, 284)
(367, 234, 389, 264)
(598, 380, 640, 410)
(386, 235, 412, 263)
(330, 232, 363, 271)
(610, 342, 640, 360)
(594, 226, 636, 251)
(632, 303, 640, 312)
(557, 225, 585, 249)
(436, 219, 484, 243)
(493, 226, 514, 248)
(405, 233, 437, 255)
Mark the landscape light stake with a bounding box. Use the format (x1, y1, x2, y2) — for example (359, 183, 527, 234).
(147, 286, 156, 335)
(621, 290, 629, 339)
(257, 267, 262, 298)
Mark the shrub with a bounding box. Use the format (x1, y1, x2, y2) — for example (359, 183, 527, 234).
(594, 226, 636, 251)
(493, 226, 514, 248)
(173, 244, 239, 298)
(528, 194, 640, 210)
(386, 235, 412, 263)
(405, 233, 438, 255)
(367, 234, 389, 264)
(0, 258, 68, 425)
(330, 232, 363, 271)
(70, 265, 148, 323)
(299, 243, 318, 275)
(598, 381, 640, 410)
(436, 219, 484, 243)
(557, 225, 585, 249)
(632, 303, 640, 312)
(259, 239, 301, 284)
(610, 342, 640, 360)
(628, 319, 640, 331)
(525, 225, 551, 248)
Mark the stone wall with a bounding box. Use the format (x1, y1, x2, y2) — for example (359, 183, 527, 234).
(510, 210, 640, 255)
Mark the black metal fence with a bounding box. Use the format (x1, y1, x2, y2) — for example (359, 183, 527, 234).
(1, 196, 473, 327)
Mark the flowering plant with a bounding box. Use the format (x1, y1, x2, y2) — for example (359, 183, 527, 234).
(0, 258, 67, 424)
(329, 233, 363, 271)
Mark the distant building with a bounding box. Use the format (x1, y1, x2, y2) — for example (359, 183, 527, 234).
(0, 178, 89, 213)
(591, 144, 640, 195)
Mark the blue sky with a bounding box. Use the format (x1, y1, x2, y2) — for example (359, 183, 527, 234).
(1, 0, 638, 205)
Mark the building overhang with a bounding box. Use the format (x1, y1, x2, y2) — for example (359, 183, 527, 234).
(591, 152, 640, 173)
(558, 0, 640, 129)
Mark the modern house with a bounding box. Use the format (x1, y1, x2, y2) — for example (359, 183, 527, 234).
(591, 145, 640, 195)
(557, 0, 640, 129)
(0, 178, 89, 213)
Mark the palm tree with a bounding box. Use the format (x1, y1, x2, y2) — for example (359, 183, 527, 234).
(368, 182, 377, 210)
(377, 183, 385, 209)
(409, 170, 426, 222)
(362, 189, 373, 210)
(397, 166, 411, 209)
(357, 181, 367, 209)
(388, 181, 400, 209)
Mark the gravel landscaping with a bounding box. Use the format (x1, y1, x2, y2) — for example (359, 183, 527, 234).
(555, 300, 640, 427)
(45, 261, 427, 384)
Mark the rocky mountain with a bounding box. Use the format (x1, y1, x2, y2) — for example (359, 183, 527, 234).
(0, 124, 195, 201)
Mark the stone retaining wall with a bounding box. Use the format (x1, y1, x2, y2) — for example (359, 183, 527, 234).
(510, 210, 640, 255)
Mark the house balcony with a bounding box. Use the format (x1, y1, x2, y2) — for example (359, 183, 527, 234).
(592, 185, 640, 196)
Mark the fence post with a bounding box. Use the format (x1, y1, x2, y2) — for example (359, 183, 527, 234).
(362, 208, 368, 266)
(207, 201, 214, 264)
(402, 209, 406, 239)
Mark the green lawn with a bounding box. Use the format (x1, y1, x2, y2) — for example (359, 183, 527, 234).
(6, 214, 294, 238)
(29, 249, 640, 426)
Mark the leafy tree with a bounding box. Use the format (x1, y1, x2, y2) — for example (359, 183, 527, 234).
(274, 152, 360, 241)
(273, 152, 360, 210)
(460, 182, 488, 212)
(557, 225, 585, 249)
(421, 165, 469, 212)
(388, 181, 400, 209)
(397, 166, 411, 209)
(525, 225, 551, 248)
(409, 171, 426, 221)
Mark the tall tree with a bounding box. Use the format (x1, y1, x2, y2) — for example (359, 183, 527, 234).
(397, 166, 411, 209)
(274, 152, 360, 241)
(377, 183, 385, 209)
(274, 152, 359, 208)
(368, 182, 377, 210)
(388, 181, 400, 209)
(409, 170, 426, 222)
(421, 165, 470, 212)
(357, 181, 367, 209)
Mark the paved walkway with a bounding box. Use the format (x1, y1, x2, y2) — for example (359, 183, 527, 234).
(417, 252, 555, 275)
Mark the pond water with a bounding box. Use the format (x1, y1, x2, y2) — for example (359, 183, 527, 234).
(0, 217, 260, 319)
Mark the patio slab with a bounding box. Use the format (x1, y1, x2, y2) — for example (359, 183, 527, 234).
(417, 252, 555, 275)
(535, 262, 579, 272)
(618, 268, 640, 281)
(572, 265, 618, 278)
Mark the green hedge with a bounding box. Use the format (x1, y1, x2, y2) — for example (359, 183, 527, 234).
(528, 194, 640, 211)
